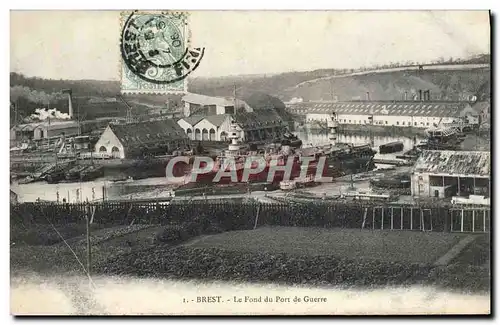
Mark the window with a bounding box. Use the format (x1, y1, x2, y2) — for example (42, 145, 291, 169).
(348, 120, 351, 123)
(426, 122, 429, 126)
(385, 121, 388, 124)
(414, 122, 417, 126)
(396, 121, 399, 125)
(402, 121, 406, 125)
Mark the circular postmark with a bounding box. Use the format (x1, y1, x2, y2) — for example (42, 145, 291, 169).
(121, 11, 204, 85)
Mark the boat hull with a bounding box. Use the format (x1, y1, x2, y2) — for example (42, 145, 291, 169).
(184, 151, 376, 186)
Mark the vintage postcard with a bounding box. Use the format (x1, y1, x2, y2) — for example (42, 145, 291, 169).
(10, 10, 491, 316)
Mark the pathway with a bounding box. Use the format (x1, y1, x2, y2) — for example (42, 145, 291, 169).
(433, 235, 477, 266)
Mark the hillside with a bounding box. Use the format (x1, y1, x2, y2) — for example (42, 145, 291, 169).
(10, 55, 491, 124)
(10, 73, 184, 125)
(190, 65, 490, 102)
(283, 67, 491, 102)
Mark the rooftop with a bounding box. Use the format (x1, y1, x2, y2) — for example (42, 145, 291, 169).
(413, 150, 490, 177)
(286, 100, 476, 118)
(110, 119, 188, 151)
(180, 115, 205, 127)
(12, 120, 79, 131)
(179, 114, 231, 128)
(204, 114, 231, 127)
(182, 93, 236, 107)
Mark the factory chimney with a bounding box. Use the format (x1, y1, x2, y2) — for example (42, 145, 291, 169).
(418, 89, 423, 101)
(62, 89, 73, 119)
(366, 92, 370, 101)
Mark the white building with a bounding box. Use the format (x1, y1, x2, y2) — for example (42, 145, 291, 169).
(287, 100, 480, 129)
(177, 114, 233, 141)
(177, 110, 288, 143)
(94, 119, 189, 159)
(181, 93, 253, 117)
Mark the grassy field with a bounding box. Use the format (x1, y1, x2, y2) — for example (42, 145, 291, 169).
(189, 226, 465, 264)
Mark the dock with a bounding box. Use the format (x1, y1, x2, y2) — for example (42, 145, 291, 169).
(373, 158, 413, 166)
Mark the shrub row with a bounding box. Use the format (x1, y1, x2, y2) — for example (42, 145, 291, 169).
(69, 224, 155, 247)
(10, 223, 106, 246)
(94, 246, 490, 292)
(152, 216, 225, 245)
(96, 246, 430, 287)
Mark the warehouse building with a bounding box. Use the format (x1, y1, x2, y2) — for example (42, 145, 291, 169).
(178, 92, 289, 142)
(411, 150, 490, 201)
(177, 110, 288, 143)
(232, 110, 288, 142)
(10, 120, 80, 142)
(182, 93, 253, 117)
(287, 100, 480, 129)
(94, 119, 189, 159)
(177, 114, 233, 141)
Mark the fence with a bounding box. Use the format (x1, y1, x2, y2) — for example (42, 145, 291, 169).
(10, 201, 490, 233)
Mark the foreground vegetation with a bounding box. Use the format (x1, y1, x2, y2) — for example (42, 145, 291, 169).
(188, 227, 463, 264)
(10, 216, 490, 294)
(94, 245, 490, 293)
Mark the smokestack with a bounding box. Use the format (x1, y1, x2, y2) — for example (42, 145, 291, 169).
(404, 91, 408, 101)
(418, 90, 423, 101)
(62, 89, 73, 118)
(366, 92, 370, 101)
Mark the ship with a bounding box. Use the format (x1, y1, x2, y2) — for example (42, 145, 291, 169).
(379, 141, 404, 154)
(370, 173, 411, 189)
(80, 165, 104, 181)
(182, 112, 376, 187)
(45, 165, 69, 184)
(65, 164, 90, 181)
(279, 131, 303, 148)
(418, 117, 470, 151)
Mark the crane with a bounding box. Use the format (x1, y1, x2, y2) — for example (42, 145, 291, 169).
(118, 95, 133, 124)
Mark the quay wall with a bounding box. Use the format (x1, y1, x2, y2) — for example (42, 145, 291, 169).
(11, 201, 490, 233)
(296, 123, 427, 137)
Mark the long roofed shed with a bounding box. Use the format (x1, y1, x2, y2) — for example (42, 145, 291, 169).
(109, 119, 188, 152)
(413, 150, 490, 178)
(287, 101, 474, 117)
(232, 110, 285, 130)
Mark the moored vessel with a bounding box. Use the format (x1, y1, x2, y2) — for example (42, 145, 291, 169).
(183, 112, 376, 187)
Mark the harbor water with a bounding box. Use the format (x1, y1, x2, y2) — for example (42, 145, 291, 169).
(295, 130, 424, 157)
(12, 131, 422, 203)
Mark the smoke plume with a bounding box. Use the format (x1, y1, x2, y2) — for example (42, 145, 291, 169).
(28, 108, 71, 122)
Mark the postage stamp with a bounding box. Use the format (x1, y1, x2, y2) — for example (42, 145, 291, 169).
(120, 11, 205, 94)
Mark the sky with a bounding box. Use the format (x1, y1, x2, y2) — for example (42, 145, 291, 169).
(10, 10, 490, 80)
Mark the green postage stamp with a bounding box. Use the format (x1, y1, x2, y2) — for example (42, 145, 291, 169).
(120, 11, 204, 94)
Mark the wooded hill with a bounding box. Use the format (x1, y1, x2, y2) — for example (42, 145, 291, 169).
(10, 54, 491, 124)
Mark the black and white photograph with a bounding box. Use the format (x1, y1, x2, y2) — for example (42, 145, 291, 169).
(9, 10, 491, 315)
